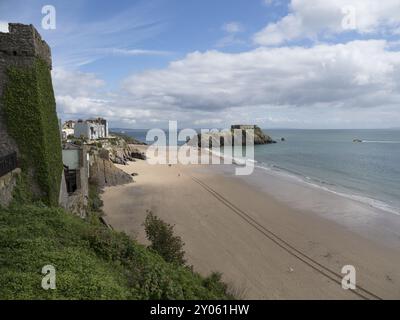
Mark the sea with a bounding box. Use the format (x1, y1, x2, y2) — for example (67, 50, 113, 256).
(253, 129, 400, 217)
(113, 128, 400, 218)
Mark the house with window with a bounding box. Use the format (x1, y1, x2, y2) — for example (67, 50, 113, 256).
(74, 118, 109, 140)
(62, 120, 75, 140)
(59, 142, 90, 217)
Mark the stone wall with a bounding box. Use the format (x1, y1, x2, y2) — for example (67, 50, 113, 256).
(0, 23, 63, 206)
(0, 23, 51, 67)
(0, 23, 52, 157)
(0, 125, 16, 157)
(231, 125, 256, 130)
(59, 146, 90, 217)
(0, 168, 21, 206)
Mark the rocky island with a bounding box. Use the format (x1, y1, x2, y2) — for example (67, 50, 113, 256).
(188, 125, 276, 147)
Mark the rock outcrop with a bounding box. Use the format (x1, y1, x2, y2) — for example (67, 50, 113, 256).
(188, 125, 276, 147)
(108, 144, 146, 165)
(89, 152, 133, 188)
(252, 126, 276, 144)
(87, 135, 146, 165)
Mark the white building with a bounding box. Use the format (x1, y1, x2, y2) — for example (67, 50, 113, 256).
(62, 120, 75, 140)
(62, 128, 74, 140)
(74, 118, 109, 140)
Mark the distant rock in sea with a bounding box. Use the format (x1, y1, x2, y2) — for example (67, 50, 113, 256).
(188, 125, 276, 147)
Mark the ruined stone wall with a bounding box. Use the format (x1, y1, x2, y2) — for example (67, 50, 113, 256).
(0, 168, 21, 206)
(0, 23, 62, 206)
(0, 23, 52, 157)
(0, 23, 51, 67)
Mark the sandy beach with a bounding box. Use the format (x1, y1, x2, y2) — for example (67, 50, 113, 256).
(101, 145, 400, 300)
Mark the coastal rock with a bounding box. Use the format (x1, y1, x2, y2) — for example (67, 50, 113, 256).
(107, 144, 146, 164)
(89, 153, 133, 188)
(188, 125, 276, 147)
(252, 126, 276, 145)
(130, 149, 147, 160)
(110, 131, 146, 145)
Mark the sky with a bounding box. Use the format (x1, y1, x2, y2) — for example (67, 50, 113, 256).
(1, 0, 400, 129)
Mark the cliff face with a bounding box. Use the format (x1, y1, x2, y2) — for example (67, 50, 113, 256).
(89, 152, 133, 188)
(108, 144, 146, 165)
(81, 135, 146, 189)
(189, 125, 276, 148)
(253, 126, 276, 144)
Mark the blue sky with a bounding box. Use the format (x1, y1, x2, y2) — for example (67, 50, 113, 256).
(1, 0, 400, 128)
(1, 0, 284, 80)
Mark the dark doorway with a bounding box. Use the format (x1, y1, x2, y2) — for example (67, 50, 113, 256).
(64, 166, 77, 194)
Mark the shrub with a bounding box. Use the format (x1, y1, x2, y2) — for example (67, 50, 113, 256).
(88, 183, 103, 214)
(202, 272, 231, 298)
(144, 212, 186, 266)
(0, 204, 232, 300)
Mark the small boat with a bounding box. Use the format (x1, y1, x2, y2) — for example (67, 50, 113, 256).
(353, 139, 363, 143)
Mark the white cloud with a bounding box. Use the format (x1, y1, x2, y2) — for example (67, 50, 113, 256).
(56, 96, 109, 116)
(53, 68, 167, 126)
(53, 68, 110, 118)
(194, 118, 223, 126)
(120, 40, 400, 128)
(52, 68, 105, 97)
(216, 22, 246, 48)
(222, 22, 244, 34)
(99, 48, 171, 56)
(53, 39, 400, 128)
(263, 0, 283, 6)
(52, 40, 400, 128)
(254, 0, 400, 45)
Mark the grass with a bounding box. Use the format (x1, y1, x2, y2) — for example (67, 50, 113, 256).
(0, 204, 233, 300)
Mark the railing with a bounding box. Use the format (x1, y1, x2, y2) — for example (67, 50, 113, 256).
(0, 152, 18, 177)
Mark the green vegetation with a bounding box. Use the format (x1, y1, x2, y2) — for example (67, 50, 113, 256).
(2, 58, 63, 206)
(67, 137, 83, 146)
(144, 212, 186, 266)
(88, 183, 104, 216)
(0, 204, 232, 300)
(0, 59, 232, 300)
(11, 173, 33, 205)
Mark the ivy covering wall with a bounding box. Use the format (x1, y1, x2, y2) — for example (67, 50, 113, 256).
(2, 58, 63, 206)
